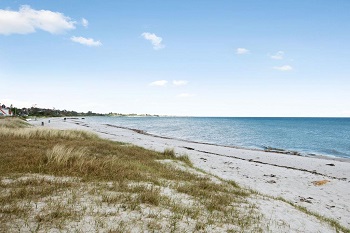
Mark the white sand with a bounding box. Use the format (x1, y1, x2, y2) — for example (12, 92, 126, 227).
(30, 117, 350, 232)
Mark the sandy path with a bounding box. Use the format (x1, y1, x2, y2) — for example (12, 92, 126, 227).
(30, 117, 350, 231)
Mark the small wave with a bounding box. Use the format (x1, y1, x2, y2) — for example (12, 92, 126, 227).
(319, 149, 350, 158)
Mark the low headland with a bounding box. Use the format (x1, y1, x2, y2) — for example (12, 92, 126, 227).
(1, 117, 349, 232)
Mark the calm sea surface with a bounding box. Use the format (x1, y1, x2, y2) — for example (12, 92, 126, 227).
(85, 117, 350, 159)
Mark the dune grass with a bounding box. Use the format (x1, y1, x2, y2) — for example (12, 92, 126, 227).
(0, 117, 29, 128)
(0, 118, 264, 232)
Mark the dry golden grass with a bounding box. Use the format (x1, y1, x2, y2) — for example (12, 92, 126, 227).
(46, 144, 90, 167)
(0, 127, 98, 140)
(0, 117, 29, 128)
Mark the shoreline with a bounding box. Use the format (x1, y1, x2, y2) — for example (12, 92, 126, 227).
(104, 123, 350, 163)
(28, 116, 350, 162)
(29, 117, 350, 230)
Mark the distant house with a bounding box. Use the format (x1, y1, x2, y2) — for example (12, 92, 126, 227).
(0, 105, 12, 116)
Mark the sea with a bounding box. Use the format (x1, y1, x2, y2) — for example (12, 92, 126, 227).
(84, 117, 350, 159)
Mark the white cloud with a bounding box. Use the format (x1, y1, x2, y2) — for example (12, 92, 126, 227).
(236, 48, 249, 55)
(81, 18, 88, 28)
(173, 80, 188, 86)
(270, 51, 284, 60)
(0, 5, 76, 35)
(273, 65, 293, 71)
(141, 32, 165, 50)
(149, 80, 168, 86)
(71, 36, 102, 47)
(177, 93, 194, 98)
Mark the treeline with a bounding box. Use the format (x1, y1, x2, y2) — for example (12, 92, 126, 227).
(2, 103, 160, 117)
(9, 106, 104, 117)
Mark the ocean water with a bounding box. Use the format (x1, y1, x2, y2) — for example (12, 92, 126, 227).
(85, 117, 350, 159)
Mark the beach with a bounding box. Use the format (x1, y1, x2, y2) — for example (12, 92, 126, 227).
(29, 117, 350, 232)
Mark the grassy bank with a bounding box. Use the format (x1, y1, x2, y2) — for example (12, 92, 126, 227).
(0, 118, 262, 232)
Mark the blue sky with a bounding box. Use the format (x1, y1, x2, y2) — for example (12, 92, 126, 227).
(1, 0, 350, 116)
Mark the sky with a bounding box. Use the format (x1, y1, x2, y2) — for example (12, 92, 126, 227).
(1, 0, 350, 117)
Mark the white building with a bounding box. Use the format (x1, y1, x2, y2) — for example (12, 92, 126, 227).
(0, 106, 12, 116)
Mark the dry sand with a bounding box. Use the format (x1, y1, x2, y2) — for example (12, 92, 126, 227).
(29, 117, 350, 232)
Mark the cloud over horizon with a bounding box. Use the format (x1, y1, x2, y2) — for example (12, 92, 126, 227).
(273, 65, 293, 71)
(149, 80, 168, 86)
(236, 48, 249, 55)
(0, 5, 76, 35)
(141, 32, 165, 50)
(71, 36, 102, 46)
